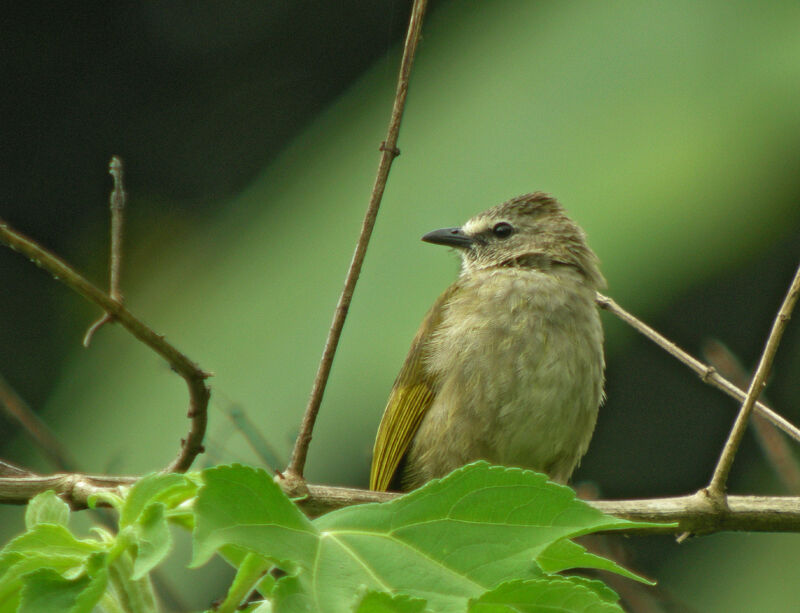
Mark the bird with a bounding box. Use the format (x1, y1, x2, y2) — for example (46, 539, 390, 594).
(370, 192, 606, 492)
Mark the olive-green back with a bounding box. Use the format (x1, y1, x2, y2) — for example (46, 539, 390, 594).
(369, 284, 457, 491)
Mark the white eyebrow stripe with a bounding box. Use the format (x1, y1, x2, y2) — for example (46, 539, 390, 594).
(462, 217, 491, 234)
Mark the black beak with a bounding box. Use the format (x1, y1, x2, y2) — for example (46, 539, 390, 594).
(421, 226, 473, 249)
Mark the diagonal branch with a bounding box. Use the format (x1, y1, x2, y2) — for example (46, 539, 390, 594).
(706, 262, 800, 499)
(0, 373, 78, 471)
(596, 292, 800, 443)
(703, 339, 800, 494)
(0, 219, 211, 473)
(284, 0, 429, 483)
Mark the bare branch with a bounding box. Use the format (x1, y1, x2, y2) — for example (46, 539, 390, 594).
(596, 292, 800, 443)
(703, 339, 800, 494)
(707, 262, 800, 498)
(0, 472, 136, 508)
(84, 156, 127, 347)
(0, 219, 211, 473)
(589, 492, 800, 535)
(4, 472, 799, 535)
(0, 373, 78, 471)
(298, 486, 800, 535)
(285, 0, 429, 482)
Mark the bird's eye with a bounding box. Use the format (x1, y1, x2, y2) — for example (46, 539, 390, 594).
(492, 222, 514, 239)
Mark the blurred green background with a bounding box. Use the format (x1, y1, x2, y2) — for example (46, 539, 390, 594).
(2, 1, 800, 611)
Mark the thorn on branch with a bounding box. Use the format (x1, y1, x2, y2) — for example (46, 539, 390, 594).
(698, 485, 729, 512)
(379, 141, 401, 157)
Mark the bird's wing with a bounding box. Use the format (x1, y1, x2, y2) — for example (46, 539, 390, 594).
(369, 284, 457, 491)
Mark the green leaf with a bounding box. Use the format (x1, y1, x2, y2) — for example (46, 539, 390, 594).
(0, 520, 110, 611)
(467, 578, 624, 613)
(111, 472, 196, 583)
(214, 545, 276, 596)
(129, 503, 171, 579)
(270, 575, 313, 613)
(537, 539, 653, 585)
(354, 591, 428, 613)
(0, 552, 89, 608)
(18, 565, 108, 613)
(4, 524, 104, 559)
(25, 491, 70, 530)
(119, 472, 196, 528)
(307, 463, 653, 609)
(555, 577, 619, 605)
(0, 551, 25, 610)
(192, 464, 317, 568)
(191, 463, 659, 613)
(106, 551, 158, 613)
(215, 552, 275, 613)
(0, 590, 20, 613)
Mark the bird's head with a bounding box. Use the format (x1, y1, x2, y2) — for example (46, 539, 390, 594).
(422, 192, 605, 288)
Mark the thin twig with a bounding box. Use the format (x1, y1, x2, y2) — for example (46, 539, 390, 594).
(0, 459, 32, 477)
(0, 219, 211, 473)
(0, 373, 78, 471)
(107, 156, 125, 301)
(703, 339, 800, 494)
(224, 402, 283, 471)
(84, 156, 127, 346)
(706, 263, 800, 499)
(595, 292, 800, 443)
(284, 0, 429, 482)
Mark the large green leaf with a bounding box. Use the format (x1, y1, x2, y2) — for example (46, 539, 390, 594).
(193, 463, 662, 613)
(308, 463, 650, 611)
